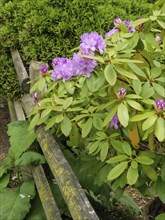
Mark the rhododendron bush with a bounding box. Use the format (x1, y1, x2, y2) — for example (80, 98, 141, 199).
(30, 0, 165, 204)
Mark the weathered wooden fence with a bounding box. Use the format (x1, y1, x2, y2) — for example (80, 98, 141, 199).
(10, 49, 100, 220)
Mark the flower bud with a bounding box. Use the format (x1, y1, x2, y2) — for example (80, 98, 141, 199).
(114, 16, 122, 28)
(117, 87, 126, 100)
(155, 99, 165, 112)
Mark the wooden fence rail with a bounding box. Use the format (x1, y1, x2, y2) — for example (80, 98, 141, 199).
(11, 49, 100, 220)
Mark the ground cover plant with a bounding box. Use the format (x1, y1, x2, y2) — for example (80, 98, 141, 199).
(29, 0, 165, 218)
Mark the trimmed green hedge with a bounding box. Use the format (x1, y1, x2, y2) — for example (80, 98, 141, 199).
(0, 0, 154, 97)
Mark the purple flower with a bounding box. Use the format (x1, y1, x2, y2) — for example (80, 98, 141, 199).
(110, 114, 120, 129)
(80, 32, 106, 55)
(39, 65, 49, 74)
(51, 58, 74, 82)
(72, 51, 98, 78)
(155, 99, 165, 111)
(32, 92, 41, 106)
(117, 87, 126, 100)
(105, 28, 119, 38)
(114, 16, 122, 28)
(123, 20, 136, 32)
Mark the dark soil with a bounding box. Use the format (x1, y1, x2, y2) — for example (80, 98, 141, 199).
(0, 97, 10, 164)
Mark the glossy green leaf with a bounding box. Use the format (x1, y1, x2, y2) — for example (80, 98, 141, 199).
(111, 140, 124, 154)
(142, 165, 157, 181)
(88, 141, 100, 154)
(100, 141, 109, 162)
(0, 174, 10, 188)
(135, 156, 154, 165)
(130, 111, 155, 122)
(108, 162, 128, 181)
(61, 116, 72, 137)
(130, 18, 150, 27)
(141, 82, 155, 99)
(63, 97, 73, 109)
(103, 105, 119, 127)
(157, 19, 165, 29)
(127, 100, 144, 111)
(132, 79, 142, 95)
(107, 155, 128, 164)
(155, 213, 165, 220)
(128, 63, 146, 78)
(151, 67, 161, 78)
(122, 142, 132, 156)
(155, 117, 165, 142)
(142, 115, 158, 131)
(104, 65, 117, 86)
(114, 66, 137, 79)
(82, 117, 93, 138)
(117, 103, 129, 127)
(152, 83, 165, 97)
(29, 113, 40, 131)
(93, 116, 103, 130)
(127, 165, 139, 185)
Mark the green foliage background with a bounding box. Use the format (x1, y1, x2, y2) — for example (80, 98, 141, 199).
(0, 0, 154, 97)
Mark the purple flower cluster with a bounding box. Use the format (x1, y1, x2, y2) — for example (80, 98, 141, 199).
(80, 32, 106, 55)
(105, 16, 135, 38)
(51, 32, 105, 82)
(39, 65, 49, 74)
(155, 99, 165, 111)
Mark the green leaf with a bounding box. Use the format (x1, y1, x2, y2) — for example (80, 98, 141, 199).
(152, 83, 165, 97)
(127, 100, 144, 111)
(82, 117, 93, 138)
(103, 105, 119, 127)
(141, 82, 155, 99)
(135, 156, 154, 165)
(117, 103, 129, 127)
(151, 67, 161, 78)
(132, 79, 142, 95)
(0, 174, 10, 188)
(156, 178, 165, 203)
(111, 140, 124, 153)
(104, 65, 117, 86)
(154, 117, 165, 142)
(40, 107, 52, 119)
(127, 165, 139, 185)
(142, 165, 157, 181)
(61, 116, 72, 137)
(122, 142, 132, 156)
(157, 19, 165, 29)
(155, 213, 165, 220)
(0, 181, 35, 220)
(63, 97, 73, 109)
(100, 141, 109, 162)
(64, 81, 75, 94)
(114, 66, 137, 79)
(88, 141, 100, 154)
(15, 151, 46, 166)
(161, 159, 165, 182)
(128, 63, 146, 78)
(142, 115, 158, 131)
(130, 111, 155, 122)
(8, 121, 36, 159)
(108, 162, 128, 181)
(93, 116, 103, 130)
(130, 18, 150, 27)
(20, 181, 36, 200)
(45, 115, 59, 130)
(107, 155, 128, 164)
(28, 113, 40, 131)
